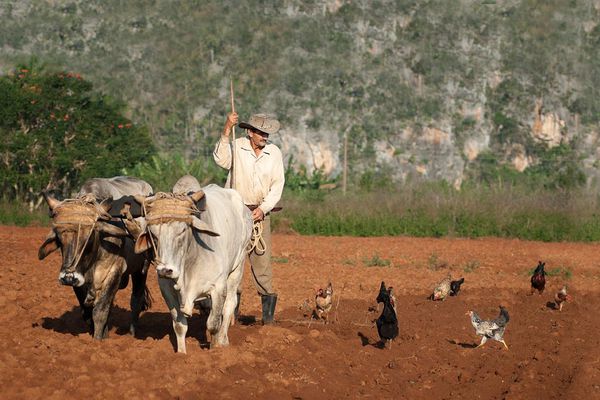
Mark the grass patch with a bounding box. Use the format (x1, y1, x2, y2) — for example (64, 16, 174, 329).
(342, 258, 356, 266)
(272, 256, 289, 264)
(463, 260, 480, 273)
(363, 254, 391, 267)
(427, 252, 448, 271)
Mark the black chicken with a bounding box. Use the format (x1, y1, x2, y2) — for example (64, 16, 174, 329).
(376, 281, 399, 349)
(530, 261, 546, 295)
(450, 277, 465, 296)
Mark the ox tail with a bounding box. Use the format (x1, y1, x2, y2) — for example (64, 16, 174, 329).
(141, 285, 153, 311)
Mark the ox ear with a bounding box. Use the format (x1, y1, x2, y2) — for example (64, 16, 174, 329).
(38, 230, 59, 260)
(96, 221, 128, 237)
(191, 216, 220, 237)
(134, 232, 151, 254)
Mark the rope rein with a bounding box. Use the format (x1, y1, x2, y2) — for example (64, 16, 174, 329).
(247, 220, 266, 255)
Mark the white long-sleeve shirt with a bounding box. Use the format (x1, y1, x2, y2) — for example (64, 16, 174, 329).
(213, 135, 285, 215)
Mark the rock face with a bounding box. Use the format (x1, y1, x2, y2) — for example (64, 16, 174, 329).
(1, 1, 599, 187)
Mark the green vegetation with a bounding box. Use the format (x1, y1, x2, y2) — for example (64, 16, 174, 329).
(363, 254, 391, 267)
(0, 63, 155, 203)
(0, 201, 49, 226)
(122, 153, 226, 192)
(273, 182, 600, 242)
(2, 0, 600, 170)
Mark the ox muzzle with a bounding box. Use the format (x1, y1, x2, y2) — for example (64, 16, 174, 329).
(155, 263, 179, 280)
(58, 270, 85, 287)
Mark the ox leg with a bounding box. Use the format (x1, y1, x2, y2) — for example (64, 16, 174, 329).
(206, 281, 227, 347)
(73, 284, 94, 334)
(213, 262, 244, 347)
(129, 270, 150, 337)
(92, 270, 122, 340)
(158, 278, 188, 354)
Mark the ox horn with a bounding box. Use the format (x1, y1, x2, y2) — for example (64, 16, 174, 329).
(98, 197, 113, 220)
(96, 221, 129, 237)
(42, 191, 62, 211)
(189, 190, 205, 203)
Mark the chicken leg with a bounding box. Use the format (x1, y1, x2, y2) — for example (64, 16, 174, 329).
(476, 336, 488, 348)
(499, 339, 509, 350)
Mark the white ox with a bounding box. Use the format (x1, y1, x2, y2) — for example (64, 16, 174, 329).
(134, 175, 252, 352)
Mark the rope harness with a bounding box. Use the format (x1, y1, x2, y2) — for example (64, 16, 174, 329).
(140, 192, 201, 268)
(50, 195, 110, 272)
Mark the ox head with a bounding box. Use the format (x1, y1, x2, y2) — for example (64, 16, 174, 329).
(132, 191, 219, 280)
(38, 192, 129, 287)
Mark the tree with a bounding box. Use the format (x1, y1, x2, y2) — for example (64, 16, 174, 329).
(0, 64, 156, 207)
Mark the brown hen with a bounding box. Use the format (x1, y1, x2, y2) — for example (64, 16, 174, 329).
(315, 282, 333, 321)
(432, 274, 452, 301)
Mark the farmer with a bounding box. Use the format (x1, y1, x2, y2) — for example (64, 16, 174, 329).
(213, 112, 285, 324)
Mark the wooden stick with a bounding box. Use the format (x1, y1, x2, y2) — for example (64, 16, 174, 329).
(230, 78, 236, 190)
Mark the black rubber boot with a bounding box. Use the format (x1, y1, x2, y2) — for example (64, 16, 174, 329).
(261, 294, 277, 325)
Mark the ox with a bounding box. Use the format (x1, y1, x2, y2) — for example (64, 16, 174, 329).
(38, 176, 153, 339)
(133, 175, 252, 353)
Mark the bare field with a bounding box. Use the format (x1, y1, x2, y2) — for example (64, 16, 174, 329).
(1, 226, 600, 399)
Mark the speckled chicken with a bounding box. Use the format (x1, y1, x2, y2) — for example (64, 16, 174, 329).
(450, 277, 465, 296)
(315, 282, 333, 321)
(554, 286, 570, 311)
(530, 261, 546, 295)
(376, 281, 398, 348)
(432, 274, 452, 301)
(467, 305, 510, 350)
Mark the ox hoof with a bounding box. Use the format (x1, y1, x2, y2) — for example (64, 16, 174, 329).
(210, 338, 229, 348)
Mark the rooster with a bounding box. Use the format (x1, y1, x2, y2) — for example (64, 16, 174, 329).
(432, 274, 452, 301)
(554, 286, 571, 311)
(450, 277, 465, 296)
(315, 282, 333, 321)
(467, 305, 510, 350)
(531, 261, 546, 295)
(376, 281, 398, 349)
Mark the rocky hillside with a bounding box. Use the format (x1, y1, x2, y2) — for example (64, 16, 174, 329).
(1, 0, 599, 187)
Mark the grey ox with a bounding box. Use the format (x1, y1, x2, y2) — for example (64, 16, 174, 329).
(133, 175, 252, 353)
(38, 176, 153, 339)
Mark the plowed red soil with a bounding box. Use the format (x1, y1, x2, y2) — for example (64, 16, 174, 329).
(2, 226, 600, 399)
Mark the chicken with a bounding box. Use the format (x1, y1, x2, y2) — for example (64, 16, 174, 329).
(376, 281, 398, 349)
(554, 286, 571, 311)
(315, 282, 333, 321)
(432, 274, 452, 301)
(450, 277, 465, 296)
(467, 305, 510, 350)
(531, 261, 546, 295)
